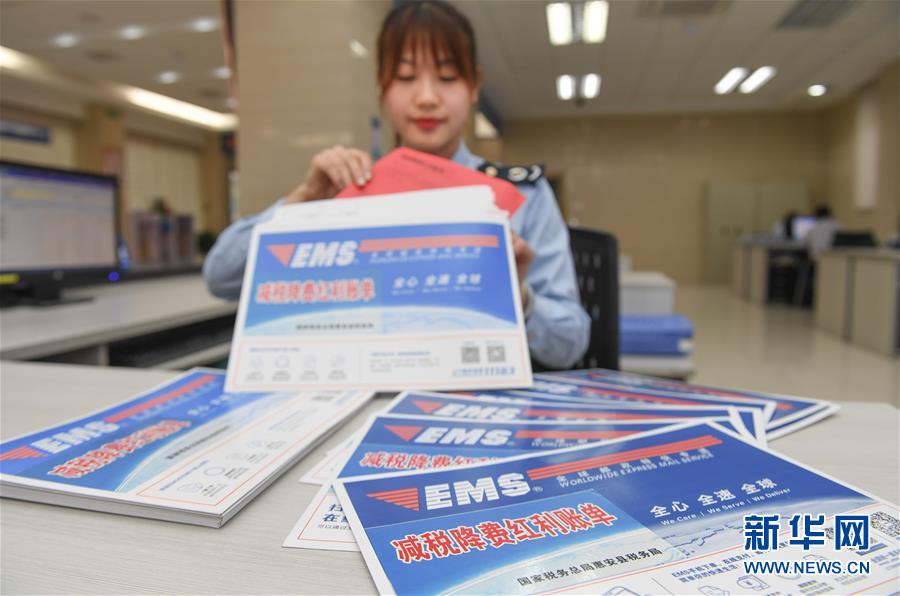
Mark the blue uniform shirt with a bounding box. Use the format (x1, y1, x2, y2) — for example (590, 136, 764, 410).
(203, 141, 590, 369)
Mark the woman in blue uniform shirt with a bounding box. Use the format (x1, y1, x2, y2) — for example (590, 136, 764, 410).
(203, 0, 590, 369)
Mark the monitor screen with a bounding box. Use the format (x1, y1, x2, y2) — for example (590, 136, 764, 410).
(0, 161, 118, 273)
(792, 215, 817, 241)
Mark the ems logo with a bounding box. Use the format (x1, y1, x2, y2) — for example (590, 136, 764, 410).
(368, 487, 421, 511)
(412, 400, 443, 414)
(383, 424, 512, 446)
(266, 240, 357, 268)
(368, 473, 530, 512)
(385, 425, 422, 441)
(0, 446, 48, 461)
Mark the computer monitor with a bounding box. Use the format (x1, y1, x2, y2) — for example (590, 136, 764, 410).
(791, 215, 817, 241)
(0, 160, 119, 306)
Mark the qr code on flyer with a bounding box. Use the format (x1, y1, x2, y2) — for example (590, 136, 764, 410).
(870, 511, 900, 538)
(461, 344, 480, 364)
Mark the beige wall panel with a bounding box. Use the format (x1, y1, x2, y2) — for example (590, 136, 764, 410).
(235, 0, 390, 217)
(826, 61, 900, 241)
(503, 112, 825, 282)
(124, 136, 203, 226)
(0, 105, 77, 169)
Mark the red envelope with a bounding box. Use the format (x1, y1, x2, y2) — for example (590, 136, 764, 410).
(336, 147, 526, 216)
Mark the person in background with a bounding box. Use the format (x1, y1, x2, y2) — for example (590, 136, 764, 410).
(806, 205, 841, 258)
(203, 0, 590, 370)
(780, 210, 798, 240)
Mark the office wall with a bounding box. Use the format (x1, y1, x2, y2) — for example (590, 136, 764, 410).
(501, 112, 826, 282)
(235, 0, 390, 216)
(124, 136, 203, 224)
(824, 61, 899, 240)
(0, 105, 77, 169)
(1, 82, 230, 235)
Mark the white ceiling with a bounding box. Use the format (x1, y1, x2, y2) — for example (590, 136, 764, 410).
(454, 0, 900, 122)
(0, 0, 230, 112)
(0, 0, 897, 124)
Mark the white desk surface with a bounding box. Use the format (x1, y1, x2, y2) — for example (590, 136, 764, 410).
(620, 271, 675, 288)
(1, 362, 898, 595)
(0, 275, 236, 360)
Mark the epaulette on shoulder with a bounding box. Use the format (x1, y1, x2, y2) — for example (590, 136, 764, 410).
(477, 162, 544, 184)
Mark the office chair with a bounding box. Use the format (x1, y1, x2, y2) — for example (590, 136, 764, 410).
(832, 231, 877, 248)
(565, 226, 620, 371)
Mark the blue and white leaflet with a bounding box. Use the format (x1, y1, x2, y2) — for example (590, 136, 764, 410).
(283, 413, 683, 552)
(0, 369, 372, 527)
(225, 188, 532, 393)
(547, 369, 833, 436)
(499, 374, 777, 435)
(385, 391, 765, 446)
(335, 421, 897, 595)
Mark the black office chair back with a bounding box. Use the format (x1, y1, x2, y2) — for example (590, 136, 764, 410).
(568, 226, 620, 371)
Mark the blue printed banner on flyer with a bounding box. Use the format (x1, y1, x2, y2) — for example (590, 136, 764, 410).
(337, 415, 675, 478)
(335, 421, 880, 594)
(385, 392, 760, 442)
(227, 215, 531, 393)
(0, 369, 372, 526)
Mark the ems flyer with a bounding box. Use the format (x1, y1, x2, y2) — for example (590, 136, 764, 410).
(335, 421, 898, 595)
(384, 392, 764, 446)
(284, 414, 680, 551)
(0, 368, 372, 527)
(509, 374, 779, 432)
(225, 187, 532, 393)
(550, 368, 835, 437)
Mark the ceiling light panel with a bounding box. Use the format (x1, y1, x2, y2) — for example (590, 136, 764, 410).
(189, 17, 218, 33)
(581, 73, 601, 98)
(583, 1, 609, 43)
(157, 71, 180, 84)
(118, 26, 146, 41)
(557, 74, 575, 100)
(547, 3, 574, 46)
(51, 33, 80, 48)
(714, 67, 748, 95)
(739, 66, 776, 94)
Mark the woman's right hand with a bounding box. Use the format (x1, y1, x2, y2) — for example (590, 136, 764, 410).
(285, 145, 373, 203)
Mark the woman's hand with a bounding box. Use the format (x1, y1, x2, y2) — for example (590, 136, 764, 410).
(511, 232, 535, 312)
(285, 145, 373, 204)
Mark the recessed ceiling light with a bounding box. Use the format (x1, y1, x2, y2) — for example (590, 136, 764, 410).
(157, 71, 180, 84)
(547, 3, 574, 46)
(349, 39, 368, 58)
(583, 1, 609, 44)
(51, 33, 80, 48)
(739, 66, 777, 94)
(213, 66, 231, 79)
(581, 73, 601, 98)
(807, 84, 828, 97)
(118, 26, 146, 40)
(714, 67, 748, 95)
(557, 74, 575, 100)
(189, 17, 218, 33)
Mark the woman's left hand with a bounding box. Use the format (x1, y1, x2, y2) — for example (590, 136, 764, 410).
(511, 232, 535, 311)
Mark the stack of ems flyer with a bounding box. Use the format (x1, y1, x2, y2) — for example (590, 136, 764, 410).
(0, 148, 895, 595)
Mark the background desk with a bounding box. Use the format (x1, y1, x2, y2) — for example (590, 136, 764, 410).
(2, 362, 897, 594)
(0, 275, 236, 368)
(733, 238, 806, 305)
(816, 249, 900, 356)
